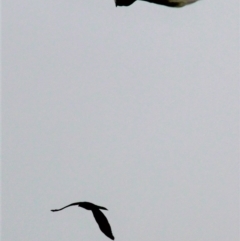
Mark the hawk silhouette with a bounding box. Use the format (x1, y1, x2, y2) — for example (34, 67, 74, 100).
(51, 201, 114, 240)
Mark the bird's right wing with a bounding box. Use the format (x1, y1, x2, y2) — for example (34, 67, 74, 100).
(141, 0, 199, 7)
(92, 209, 115, 240)
(141, 0, 181, 7)
(51, 202, 80, 212)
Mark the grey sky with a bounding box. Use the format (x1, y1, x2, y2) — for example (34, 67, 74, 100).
(3, 0, 239, 241)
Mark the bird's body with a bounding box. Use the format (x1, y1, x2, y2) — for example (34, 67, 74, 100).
(115, 0, 199, 7)
(51, 201, 114, 240)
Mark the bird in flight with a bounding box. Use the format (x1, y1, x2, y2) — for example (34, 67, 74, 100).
(115, 0, 199, 7)
(51, 201, 114, 240)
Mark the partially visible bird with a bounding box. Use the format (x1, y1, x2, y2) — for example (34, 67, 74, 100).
(51, 201, 114, 240)
(115, 0, 199, 7)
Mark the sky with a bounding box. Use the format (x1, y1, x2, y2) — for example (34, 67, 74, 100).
(3, 0, 239, 241)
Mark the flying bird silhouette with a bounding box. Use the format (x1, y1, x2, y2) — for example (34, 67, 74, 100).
(115, 0, 199, 7)
(51, 201, 114, 240)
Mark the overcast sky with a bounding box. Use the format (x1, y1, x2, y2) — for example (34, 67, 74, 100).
(3, 0, 239, 241)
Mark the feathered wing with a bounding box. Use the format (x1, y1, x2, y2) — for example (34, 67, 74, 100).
(51, 202, 80, 212)
(115, 0, 199, 7)
(140, 0, 184, 7)
(92, 209, 115, 240)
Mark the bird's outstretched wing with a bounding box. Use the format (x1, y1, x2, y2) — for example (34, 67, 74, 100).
(142, 0, 200, 7)
(141, 0, 184, 7)
(92, 209, 115, 240)
(51, 202, 80, 212)
(115, 0, 199, 7)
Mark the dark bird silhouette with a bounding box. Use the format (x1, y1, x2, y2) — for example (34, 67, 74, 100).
(115, 0, 199, 7)
(51, 201, 114, 240)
